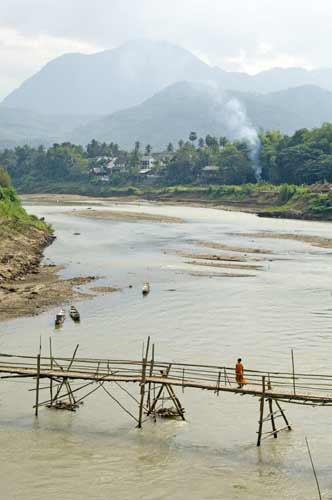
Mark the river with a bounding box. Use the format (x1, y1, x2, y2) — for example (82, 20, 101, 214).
(1, 200, 332, 500)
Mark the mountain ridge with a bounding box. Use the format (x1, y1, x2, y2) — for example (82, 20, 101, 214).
(69, 82, 332, 148)
(4, 39, 332, 117)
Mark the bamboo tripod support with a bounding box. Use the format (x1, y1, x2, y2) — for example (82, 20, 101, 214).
(257, 376, 292, 446)
(145, 363, 185, 421)
(137, 340, 186, 425)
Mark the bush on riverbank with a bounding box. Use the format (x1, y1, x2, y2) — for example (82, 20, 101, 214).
(0, 183, 52, 235)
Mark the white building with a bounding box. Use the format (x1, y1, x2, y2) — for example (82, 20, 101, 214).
(140, 156, 156, 169)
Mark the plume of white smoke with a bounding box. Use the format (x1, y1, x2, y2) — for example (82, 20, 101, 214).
(224, 97, 262, 180)
(191, 81, 261, 180)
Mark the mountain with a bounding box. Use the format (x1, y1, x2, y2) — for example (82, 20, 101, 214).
(1, 40, 217, 116)
(0, 108, 95, 148)
(3, 80, 332, 150)
(4, 39, 332, 119)
(245, 68, 332, 94)
(70, 83, 332, 148)
(238, 85, 332, 132)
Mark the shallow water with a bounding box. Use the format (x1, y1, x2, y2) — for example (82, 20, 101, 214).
(1, 201, 332, 499)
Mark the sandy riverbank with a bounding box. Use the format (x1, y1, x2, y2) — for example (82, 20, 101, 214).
(67, 208, 184, 223)
(20, 193, 256, 215)
(0, 219, 119, 322)
(231, 232, 332, 249)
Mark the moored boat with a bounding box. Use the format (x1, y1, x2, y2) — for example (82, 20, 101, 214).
(70, 305, 80, 322)
(142, 282, 150, 295)
(55, 309, 66, 327)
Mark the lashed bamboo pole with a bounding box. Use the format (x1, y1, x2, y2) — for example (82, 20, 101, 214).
(291, 349, 296, 395)
(147, 364, 172, 416)
(257, 376, 266, 446)
(147, 343, 155, 411)
(101, 384, 139, 424)
(49, 337, 53, 404)
(35, 354, 41, 417)
(275, 400, 292, 430)
(165, 384, 185, 420)
(138, 337, 150, 428)
(305, 437, 322, 500)
(268, 377, 277, 438)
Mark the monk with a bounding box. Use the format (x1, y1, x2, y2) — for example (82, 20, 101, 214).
(235, 358, 247, 388)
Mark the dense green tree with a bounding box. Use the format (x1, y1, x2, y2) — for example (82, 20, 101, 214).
(218, 145, 255, 185)
(205, 134, 218, 148)
(3, 124, 332, 192)
(219, 136, 228, 148)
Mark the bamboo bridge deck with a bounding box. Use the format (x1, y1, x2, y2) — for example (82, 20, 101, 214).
(0, 339, 331, 445)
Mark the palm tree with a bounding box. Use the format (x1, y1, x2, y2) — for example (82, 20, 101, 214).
(198, 138, 204, 148)
(189, 131, 197, 145)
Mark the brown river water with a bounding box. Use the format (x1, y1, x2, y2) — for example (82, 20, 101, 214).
(1, 200, 332, 500)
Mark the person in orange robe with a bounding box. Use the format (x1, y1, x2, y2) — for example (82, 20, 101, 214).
(235, 358, 247, 388)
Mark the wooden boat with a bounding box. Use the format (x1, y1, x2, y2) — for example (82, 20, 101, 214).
(55, 309, 66, 327)
(70, 305, 80, 322)
(142, 282, 150, 295)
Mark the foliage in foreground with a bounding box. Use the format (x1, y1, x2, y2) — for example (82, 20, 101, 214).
(0, 168, 52, 233)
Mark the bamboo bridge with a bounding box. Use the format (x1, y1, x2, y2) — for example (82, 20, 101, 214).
(0, 338, 331, 446)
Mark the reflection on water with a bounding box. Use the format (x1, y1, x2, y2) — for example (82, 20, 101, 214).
(1, 201, 332, 499)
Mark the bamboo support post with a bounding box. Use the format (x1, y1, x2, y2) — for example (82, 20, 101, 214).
(257, 375, 266, 446)
(147, 343, 155, 411)
(291, 349, 296, 395)
(101, 384, 139, 424)
(35, 354, 41, 417)
(305, 437, 322, 500)
(49, 337, 53, 404)
(137, 337, 150, 428)
(267, 377, 277, 438)
(51, 344, 79, 404)
(165, 384, 185, 420)
(216, 371, 221, 395)
(275, 400, 292, 430)
(146, 364, 172, 416)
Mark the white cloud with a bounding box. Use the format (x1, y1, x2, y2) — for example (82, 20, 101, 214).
(0, 26, 100, 99)
(0, 0, 331, 98)
(223, 46, 313, 75)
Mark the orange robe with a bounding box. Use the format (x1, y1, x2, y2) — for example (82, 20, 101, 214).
(235, 362, 247, 385)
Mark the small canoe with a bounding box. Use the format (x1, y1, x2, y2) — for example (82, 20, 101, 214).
(142, 282, 150, 295)
(70, 305, 80, 322)
(55, 309, 66, 326)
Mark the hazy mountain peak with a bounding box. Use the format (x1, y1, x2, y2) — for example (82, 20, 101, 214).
(1, 39, 213, 116)
(3, 39, 332, 121)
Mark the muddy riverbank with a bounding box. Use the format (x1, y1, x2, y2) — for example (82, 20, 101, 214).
(0, 219, 118, 322)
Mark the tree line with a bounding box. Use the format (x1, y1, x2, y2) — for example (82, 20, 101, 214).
(2, 124, 332, 190)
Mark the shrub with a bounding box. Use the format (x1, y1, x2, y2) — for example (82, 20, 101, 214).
(0, 166, 11, 188)
(278, 184, 296, 203)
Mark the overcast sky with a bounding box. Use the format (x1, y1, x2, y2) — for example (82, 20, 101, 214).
(0, 0, 331, 99)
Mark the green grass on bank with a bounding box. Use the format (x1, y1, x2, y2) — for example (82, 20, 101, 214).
(0, 185, 52, 235)
(16, 179, 332, 221)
